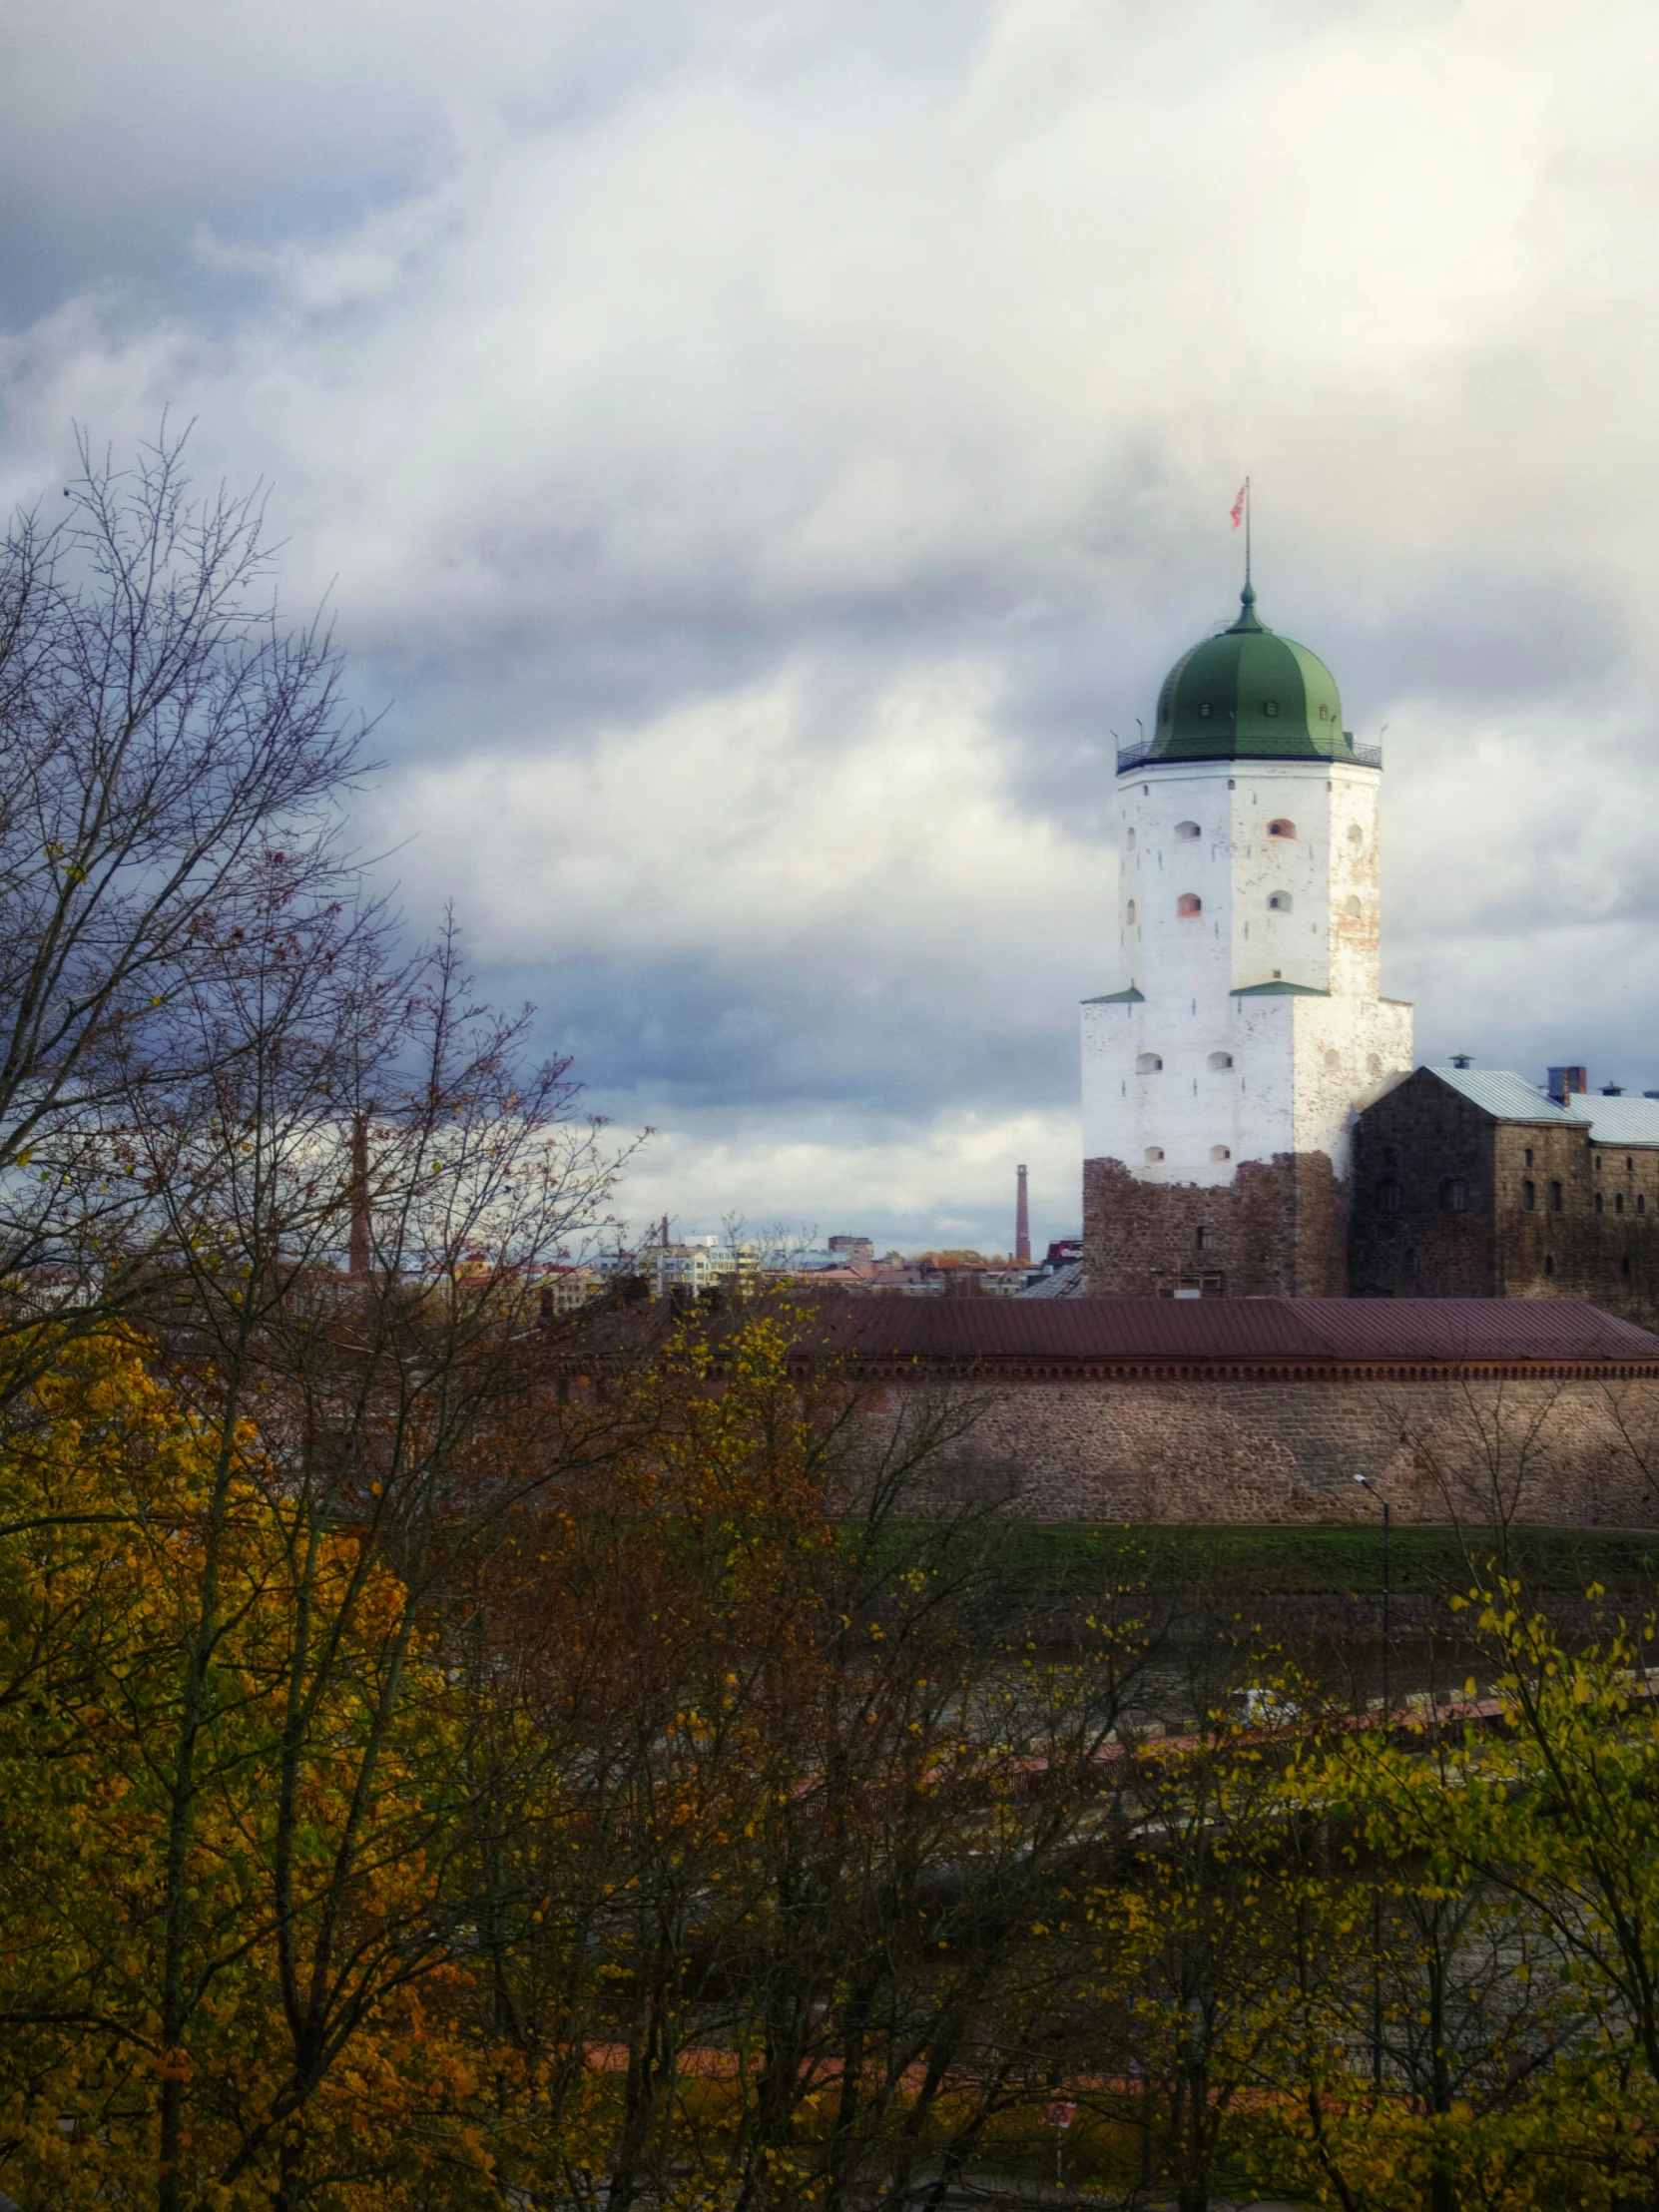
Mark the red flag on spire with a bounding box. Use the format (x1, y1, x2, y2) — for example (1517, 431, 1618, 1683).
(1230, 483, 1247, 530)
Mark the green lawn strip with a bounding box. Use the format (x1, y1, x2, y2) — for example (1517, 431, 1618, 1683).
(874, 1521, 1659, 1599)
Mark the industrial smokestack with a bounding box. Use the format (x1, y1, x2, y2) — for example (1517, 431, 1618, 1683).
(1015, 1163, 1031, 1267)
(348, 1112, 370, 1278)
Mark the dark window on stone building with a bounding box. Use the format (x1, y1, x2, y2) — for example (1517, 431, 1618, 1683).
(1523, 1180, 1536, 1210)
(1596, 1192, 1604, 1214)
(1441, 1178, 1468, 1213)
(1378, 1180, 1403, 1214)
(1641, 1195, 1648, 1216)
(1195, 1226, 1212, 1251)
(1382, 1146, 1398, 1170)
(1523, 1147, 1534, 1168)
(1544, 1254, 1555, 1278)
(1550, 1181, 1563, 1211)
(1404, 1248, 1418, 1280)
(1624, 1256, 1633, 1277)
(1617, 1193, 1626, 1215)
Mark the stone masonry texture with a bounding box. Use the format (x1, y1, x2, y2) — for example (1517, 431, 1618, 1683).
(870, 1370, 1659, 1526)
(1083, 1151, 1348, 1300)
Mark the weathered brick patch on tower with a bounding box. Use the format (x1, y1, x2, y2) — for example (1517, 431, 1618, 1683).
(1083, 1152, 1348, 1299)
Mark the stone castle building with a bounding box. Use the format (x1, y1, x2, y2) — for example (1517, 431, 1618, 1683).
(1352, 1062, 1659, 1327)
(1082, 576, 1412, 1297)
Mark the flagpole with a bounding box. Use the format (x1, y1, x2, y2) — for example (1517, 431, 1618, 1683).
(1244, 474, 1252, 590)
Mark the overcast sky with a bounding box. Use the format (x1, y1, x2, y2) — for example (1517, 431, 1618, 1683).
(3, 0, 1658, 1254)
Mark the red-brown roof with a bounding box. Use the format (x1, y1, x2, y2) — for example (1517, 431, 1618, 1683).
(551, 1293, 1659, 1379)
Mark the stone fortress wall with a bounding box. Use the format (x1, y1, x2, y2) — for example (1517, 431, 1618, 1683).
(885, 1368, 1659, 1528)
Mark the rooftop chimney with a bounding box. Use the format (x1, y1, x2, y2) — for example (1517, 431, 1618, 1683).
(1449, 1053, 1473, 1069)
(1015, 1163, 1031, 1267)
(1547, 1065, 1588, 1105)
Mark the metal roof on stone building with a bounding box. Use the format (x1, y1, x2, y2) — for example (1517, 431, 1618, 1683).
(1422, 1064, 1659, 1147)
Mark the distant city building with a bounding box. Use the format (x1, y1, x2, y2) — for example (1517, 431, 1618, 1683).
(828, 1235, 874, 1261)
(541, 1264, 605, 1316)
(647, 1242, 760, 1300)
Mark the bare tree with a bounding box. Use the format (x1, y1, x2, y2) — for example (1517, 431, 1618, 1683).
(0, 423, 367, 1341)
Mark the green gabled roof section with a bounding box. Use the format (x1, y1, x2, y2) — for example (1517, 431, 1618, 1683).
(1145, 582, 1363, 767)
(1231, 980, 1330, 997)
(1082, 986, 1145, 1004)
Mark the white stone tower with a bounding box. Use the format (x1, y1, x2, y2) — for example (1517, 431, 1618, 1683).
(1080, 575, 1412, 1297)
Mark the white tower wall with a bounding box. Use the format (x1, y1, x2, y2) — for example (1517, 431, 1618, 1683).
(1082, 758, 1411, 1194)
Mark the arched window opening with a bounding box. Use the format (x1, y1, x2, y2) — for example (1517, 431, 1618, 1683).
(1263, 700, 1280, 717)
(1624, 1256, 1633, 1278)
(1144, 1146, 1165, 1164)
(1125, 829, 1136, 850)
(1441, 1178, 1468, 1213)
(1550, 1180, 1563, 1212)
(1208, 1051, 1234, 1071)
(1323, 1048, 1342, 1070)
(1343, 895, 1363, 918)
(1176, 893, 1202, 918)
(1348, 823, 1363, 844)
(1522, 1180, 1536, 1211)
(1544, 1254, 1556, 1278)
(1210, 1144, 1231, 1162)
(1595, 1191, 1605, 1214)
(1641, 1195, 1648, 1216)
(1267, 818, 1297, 839)
(1195, 1226, 1212, 1252)
(1126, 898, 1136, 924)
(1199, 704, 1212, 718)
(1136, 1052, 1163, 1074)
(1368, 1053, 1383, 1077)
(1378, 1180, 1403, 1215)
(1267, 892, 1293, 912)
(1617, 1192, 1626, 1215)
(1175, 820, 1201, 839)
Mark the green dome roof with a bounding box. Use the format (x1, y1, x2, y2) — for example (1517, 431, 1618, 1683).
(1145, 583, 1358, 766)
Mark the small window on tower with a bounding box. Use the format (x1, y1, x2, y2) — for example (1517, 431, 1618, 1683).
(1268, 818, 1297, 838)
(1137, 1052, 1163, 1074)
(1126, 829, 1136, 849)
(1595, 1191, 1605, 1214)
(1195, 1226, 1212, 1251)
(1320, 704, 1331, 721)
(1368, 1053, 1383, 1077)
(1268, 892, 1293, 912)
(1264, 701, 1280, 716)
(1208, 1051, 1234, 1071)
(1177, 893, 1203, 918)
(1175, 821, 1201, 839)
(1544, 1254, 1556, 1278)
(1199, 704, 1212, 718)
(1324, 1049, 1342, 1070)
(1127, 899, 1136, 923)
(1378, 1180, 1403, 1214)
(1348, 823, 1363, 844)
(1550, 1180, 1563, 1211)
(1441, 1178, 1469, 1213)
(1344, 896, 1363, 918)
(1523, 1147, 1534, 1168)
(1616, 1193, 1626, 1215)
(1523, 1180, 1536, 1211)
(1211, 1144, 1231, 1161)
(1144, 1146, 1165, 1163)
